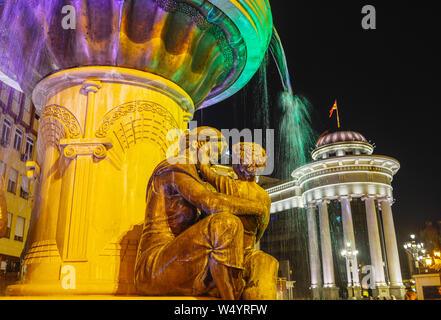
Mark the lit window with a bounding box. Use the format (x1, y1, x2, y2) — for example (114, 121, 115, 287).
(7, 167, 18, 194)
(13, 128, 23, 152)
(14, 216, 25, 242)
(2, 212, 12, 239)
(12, 90, 22, 104)
(0, 160, 6, 178)
(1, 119, 11, 147)
(20, 176, 30, 199)
(24, 136, 34, 161)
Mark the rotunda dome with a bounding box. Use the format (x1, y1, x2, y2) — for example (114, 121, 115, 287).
(312, 130, 373, 160)
(316, 131, 367, 148)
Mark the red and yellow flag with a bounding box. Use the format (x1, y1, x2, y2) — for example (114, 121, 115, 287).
(329, 100, 340, 128)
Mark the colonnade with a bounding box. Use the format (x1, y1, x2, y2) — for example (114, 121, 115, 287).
(306, 195, 405, 299)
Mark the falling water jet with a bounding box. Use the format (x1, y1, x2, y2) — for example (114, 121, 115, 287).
(257, 27, 319, 299)
(269, 27, 317, 179)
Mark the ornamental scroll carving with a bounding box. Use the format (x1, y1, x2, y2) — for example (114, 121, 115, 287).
(95, 101, 179, 139)
(41, 104, 82, 138)
(36, 105, 82, 163)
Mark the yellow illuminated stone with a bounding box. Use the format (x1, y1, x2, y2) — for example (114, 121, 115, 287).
(7, 67, 194, 296)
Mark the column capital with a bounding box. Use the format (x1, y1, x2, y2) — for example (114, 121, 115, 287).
(60, 138, 113, 160)
(361, 195, 377, 202)
(339, 195, 352, 202)
(317, 198, 331, 205)
(80, 77, 102, 94)
(306, 202, 317, 209)
(377, 197, 394, 205)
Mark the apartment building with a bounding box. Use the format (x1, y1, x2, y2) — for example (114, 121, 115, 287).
(0, 80, 38, 273)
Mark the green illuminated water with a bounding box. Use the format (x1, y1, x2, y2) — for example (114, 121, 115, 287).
(258, 27, 319, 299)
(270, 28, 317, 179)
(277, 92, 316, 179)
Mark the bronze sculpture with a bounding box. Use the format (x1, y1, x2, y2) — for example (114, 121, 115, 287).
(199, 142, 278, 299)
(135, 127, 278, 299)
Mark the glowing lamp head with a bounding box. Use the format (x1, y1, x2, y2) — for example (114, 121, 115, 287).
(425, 257, 433, 266)
(434, 251, 441, 258)
(410, 234, 416, 240)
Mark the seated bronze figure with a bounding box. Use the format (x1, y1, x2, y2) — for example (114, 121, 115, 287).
(134, 127, 278, 300)
(199, 142, 277, 299)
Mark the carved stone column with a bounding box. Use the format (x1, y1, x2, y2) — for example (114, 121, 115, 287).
(306, 202, 322, 299)
(318, 199, 339, 299)
(363, 195, 389, 298)
(339, 196, 361, 299)
(379, 198, 406, 299)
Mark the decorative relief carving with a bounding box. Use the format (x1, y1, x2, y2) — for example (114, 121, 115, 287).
(23, 240, 61, 265)
(60, 138, 113, 160)
(41, 104, 82, 138)
(36, 105, 83, 162)
(95, 101, 179, 139)
(36, 118, 66, 156)
(94, 101, 181, 156)
(299, 165, 393, 185)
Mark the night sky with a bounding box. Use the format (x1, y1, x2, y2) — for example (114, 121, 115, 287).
(194, 1, 440, 244)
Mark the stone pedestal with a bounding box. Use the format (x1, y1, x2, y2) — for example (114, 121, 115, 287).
(347, 285, 362, 299)
(389, 285, 406, 300)
(311, 287, 321, 300)
(7, 67, 193, 296)
(373, 286, 390, 299)
(322, 287, 340, 300)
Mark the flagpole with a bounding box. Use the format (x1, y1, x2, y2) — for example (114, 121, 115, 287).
(336, 107, 341, 129)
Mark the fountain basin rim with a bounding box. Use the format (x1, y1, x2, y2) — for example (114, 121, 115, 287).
(32, 67, 195, 115)
(200, 0, 273, 108)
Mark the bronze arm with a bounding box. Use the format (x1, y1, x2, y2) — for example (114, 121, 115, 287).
(199, 163, 218, 185)
(164, 171, 267, 217)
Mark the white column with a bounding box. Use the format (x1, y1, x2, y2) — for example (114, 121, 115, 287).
(363, 196, 387, 287)
(307, 202, 322, 297)
(340, 196, 360, 287)
(318, 199, 336, 288)
(379, 198, 404, 287)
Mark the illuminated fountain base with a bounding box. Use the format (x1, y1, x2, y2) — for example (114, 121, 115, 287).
(7, 67, 193, 296)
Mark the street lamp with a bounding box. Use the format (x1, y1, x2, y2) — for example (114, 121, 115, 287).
(403, 234, 426, 275)
(341, 242, 359, 300)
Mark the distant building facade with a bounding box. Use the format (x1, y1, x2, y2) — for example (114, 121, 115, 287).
(262, 130, 406, 300)
(0, 81, 38, 273)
